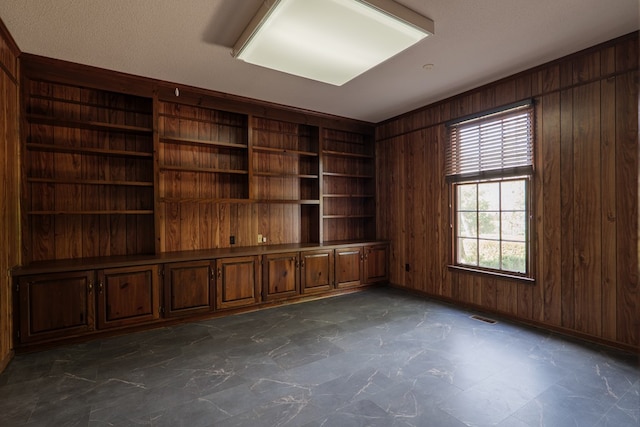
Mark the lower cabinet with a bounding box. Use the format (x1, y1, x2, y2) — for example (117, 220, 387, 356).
(17, 264, 160, 343)
(335, 247, 364, 289)
(263, 252, 299, 301)
(364, 244, 389, 284)
(96, 265, 161, 329)
(301, 249, 334, 294)
(18, 270, 95, 343)
(14, 243, 388, 347)
(215, 256, 261, 309)
(163, 261, 214, 317)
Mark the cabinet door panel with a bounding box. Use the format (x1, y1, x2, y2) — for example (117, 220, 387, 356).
(164, 261, 214, 317)
(263, 252, 299, 301)
(335, 247, 363, 289)
(216, 256, 260, 309)
(97, 265, 160, 329)
(364, 244, 389, 284)
(18, 271, 95, 343)
(301, 249, 334, 294)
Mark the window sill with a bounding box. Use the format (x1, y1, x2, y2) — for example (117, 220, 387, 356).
(447, 265, 535, 284)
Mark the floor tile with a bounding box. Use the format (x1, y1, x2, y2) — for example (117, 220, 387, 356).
(0, 288, 638, 427)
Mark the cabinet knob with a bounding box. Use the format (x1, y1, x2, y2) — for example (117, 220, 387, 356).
(98, 282, 104, 293)
(88, 281, 93, 292)
(217, 268, 222, 279)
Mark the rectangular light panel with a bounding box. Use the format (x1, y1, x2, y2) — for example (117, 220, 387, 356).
(232, 0, 434, 86)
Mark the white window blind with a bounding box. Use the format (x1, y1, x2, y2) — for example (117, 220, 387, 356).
(446, 102, 534, 181)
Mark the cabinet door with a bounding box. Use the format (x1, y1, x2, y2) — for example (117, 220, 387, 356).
(97, 265, 160, 329)
(364, 244, 389, 284)
(263, 252, 299, 301)
(18, 271, 95, 343)
(164, 261, 214, 317)
(301, 249, 334, 294)
(215, 256, 261, 309)
(335, 247, 363, 289)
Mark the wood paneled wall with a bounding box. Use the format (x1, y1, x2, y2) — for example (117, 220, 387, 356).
(376, 33, 639, 350)
(0, 18, 20, 371)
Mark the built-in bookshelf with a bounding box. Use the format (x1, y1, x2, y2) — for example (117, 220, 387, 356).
(23, 79, 154, 262)
(322, 128, 375, 242)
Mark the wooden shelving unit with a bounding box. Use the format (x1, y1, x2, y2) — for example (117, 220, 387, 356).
(157, 99, 250, 252)
(321, 128, 376, 242)
(251, 117, 321, 244)
(22, 78, 155, 263)
(13, 55, 386, 353)
(21, 67, 377, 260)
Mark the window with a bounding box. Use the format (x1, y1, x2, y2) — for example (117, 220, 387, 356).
(446, 101, 534, 278)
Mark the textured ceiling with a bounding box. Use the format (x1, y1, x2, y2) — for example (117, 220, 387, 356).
(0, 0, 638, 123)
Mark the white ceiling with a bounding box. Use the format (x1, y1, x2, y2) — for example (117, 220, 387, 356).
(1, 0, 638, 123)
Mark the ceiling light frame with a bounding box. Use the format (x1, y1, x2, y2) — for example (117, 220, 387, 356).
(232, 0, 434, 86)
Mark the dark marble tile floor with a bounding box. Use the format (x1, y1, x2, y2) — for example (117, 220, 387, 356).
(1, 287, 638, 426)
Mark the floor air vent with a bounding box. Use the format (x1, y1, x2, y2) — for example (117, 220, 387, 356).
(470, 314, 498, 324)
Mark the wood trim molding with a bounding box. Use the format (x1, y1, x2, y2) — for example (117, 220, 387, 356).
(0, 17, 20, 57)
(0, 17, 20, 81)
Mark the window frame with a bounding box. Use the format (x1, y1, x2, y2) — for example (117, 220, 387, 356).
(446, 100, 535, 282)
(450, 175, 534, 280)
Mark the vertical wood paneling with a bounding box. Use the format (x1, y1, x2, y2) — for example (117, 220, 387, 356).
(572, 81, 602, 337)
(0, 18, 20, 372)
(376, 33, 639, 350)
(600, 73, 617, 341)
(615, 70, 639, 347)
(559, 88, 575, 330)
(405, 131, 427, 292)
(540, 93, 562, 326)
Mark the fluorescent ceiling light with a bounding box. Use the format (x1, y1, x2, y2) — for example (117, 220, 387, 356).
(232, 0, 434, 86)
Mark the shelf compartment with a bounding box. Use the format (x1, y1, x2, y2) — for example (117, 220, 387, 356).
(27, 178, 153, 187)
(323, 214, 375, 219)
(27, 114, 153, 135)
(322, 172, 373, 179)
(253, 172, 319, 179)
(160, 165, 248, 175)
(322, 150, 373, 159)
(254, 199, 320, 205)
(323, 194, 375, 198)
(26, 143, 153, 159)
(252, 145, 317, 157)
(160, 136, 247, 150)
(27, 210, 154, 215)
(28, 93, 152, 116)
(159, 197, 252, 204)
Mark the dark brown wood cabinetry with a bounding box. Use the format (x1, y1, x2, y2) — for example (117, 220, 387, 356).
(163, 261, 214, 317)
(262, 252, 300, 301)
(13, 56, 386, 351)
(215, 256, 261, 309)
(364, 244, 389, 284)
(96, 265, 160, 329)
(300, 249, 334, 294)
(263, 248, 338, 299)
(18, 271, 95, 343)
(335, 247, 364, 289)
(14, 243, 387, 348)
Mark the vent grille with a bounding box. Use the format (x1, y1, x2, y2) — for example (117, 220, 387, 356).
(470, 314, 498, 325)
